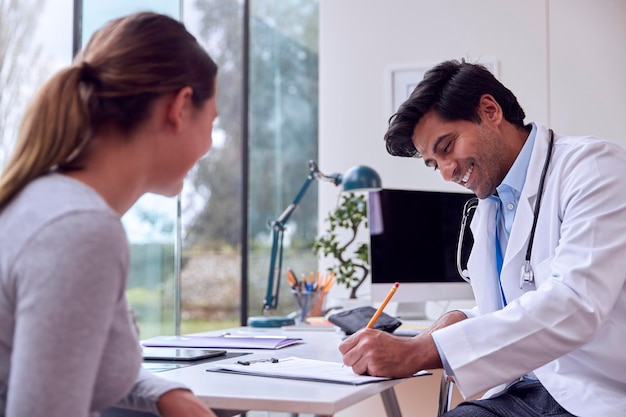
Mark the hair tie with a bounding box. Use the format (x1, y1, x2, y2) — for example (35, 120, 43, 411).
(80, 61, 99, 84)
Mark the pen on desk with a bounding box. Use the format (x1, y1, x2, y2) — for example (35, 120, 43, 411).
(366, 282, 399, 329)
(236, 358, 279, 365)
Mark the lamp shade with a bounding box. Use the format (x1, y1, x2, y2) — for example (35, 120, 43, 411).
(340, 165, 382, 191)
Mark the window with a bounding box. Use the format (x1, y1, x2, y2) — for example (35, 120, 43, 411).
(0, 0, 319, 336)
(0, 0, 73, 169)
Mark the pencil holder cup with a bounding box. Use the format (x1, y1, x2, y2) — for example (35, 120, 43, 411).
(307, 290, 326, 317)
(292, 290, 319, 323)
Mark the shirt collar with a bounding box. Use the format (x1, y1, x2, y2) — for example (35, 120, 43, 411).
(496, 123, 537, 196)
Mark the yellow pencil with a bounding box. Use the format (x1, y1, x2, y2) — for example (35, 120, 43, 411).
(323, 272, 336, 292)
(366, 282, 399, 329)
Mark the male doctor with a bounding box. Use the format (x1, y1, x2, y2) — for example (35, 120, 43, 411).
(339, 59, 626, 416)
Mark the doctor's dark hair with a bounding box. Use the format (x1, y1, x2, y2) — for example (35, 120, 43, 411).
(0, 12, 218, 211)
(384, 59, 526, 158)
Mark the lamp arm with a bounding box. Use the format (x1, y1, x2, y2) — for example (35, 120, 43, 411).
(263, 160, 331, 312)
(264, 225, 285, 312)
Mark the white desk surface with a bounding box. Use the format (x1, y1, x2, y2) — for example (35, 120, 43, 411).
(152, 326, 416, 417)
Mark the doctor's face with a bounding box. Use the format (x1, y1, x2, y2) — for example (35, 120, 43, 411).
(412, 109, 512, 199)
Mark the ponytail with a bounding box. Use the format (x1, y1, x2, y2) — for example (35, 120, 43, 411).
(0, 65, 91, 211)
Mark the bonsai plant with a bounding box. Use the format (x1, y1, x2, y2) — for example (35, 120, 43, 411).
(312, 192, 369, 299)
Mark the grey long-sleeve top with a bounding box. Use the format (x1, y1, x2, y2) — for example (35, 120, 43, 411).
(0, 174, 188, 417)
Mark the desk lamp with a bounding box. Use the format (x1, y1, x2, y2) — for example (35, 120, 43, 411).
(248, 160, 382, 327)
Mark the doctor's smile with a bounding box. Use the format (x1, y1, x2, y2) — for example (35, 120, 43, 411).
(460, 164, 473, 185)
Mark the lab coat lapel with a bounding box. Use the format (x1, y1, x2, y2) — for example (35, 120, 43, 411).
(467, 199, 504, 313)
(500, 126, 551, 298)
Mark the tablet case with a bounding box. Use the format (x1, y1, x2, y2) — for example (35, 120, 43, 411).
(328, 306, 402, 335)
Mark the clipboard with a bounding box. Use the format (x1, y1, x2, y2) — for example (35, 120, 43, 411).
(209, 356, 392, 385)
(209, 356, 431, 385)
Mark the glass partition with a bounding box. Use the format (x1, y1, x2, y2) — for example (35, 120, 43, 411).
(180, 0, 244, 332)
(247, 0, 319, 319)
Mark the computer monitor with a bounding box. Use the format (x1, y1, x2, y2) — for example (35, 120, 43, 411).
(368, 188, 476, 319)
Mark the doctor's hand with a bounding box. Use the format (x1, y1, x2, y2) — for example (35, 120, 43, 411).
(338, 311, 467, 378)
(339, 328, 442, 378)
(157, 389, 217, 417)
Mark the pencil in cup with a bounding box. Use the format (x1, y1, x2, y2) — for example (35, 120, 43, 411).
(308, 272, 334, 316)
(299, 291, 315, 322)
(288, 270, 335, 321)
(291, 287, 316, 323)
(366, 282, 399, 328)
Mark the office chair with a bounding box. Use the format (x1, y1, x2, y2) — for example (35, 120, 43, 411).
(437, 372, 455, 416)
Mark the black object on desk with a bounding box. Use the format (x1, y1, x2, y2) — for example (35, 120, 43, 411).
(328, 306, 402, 335)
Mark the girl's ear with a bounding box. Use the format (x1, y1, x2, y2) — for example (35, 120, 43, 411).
(166, 86, 193, 132)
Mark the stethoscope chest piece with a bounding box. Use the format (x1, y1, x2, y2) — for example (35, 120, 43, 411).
(520, 260, 534, 289)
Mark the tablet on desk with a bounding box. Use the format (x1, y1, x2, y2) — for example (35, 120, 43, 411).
(142, 347, 227, 361)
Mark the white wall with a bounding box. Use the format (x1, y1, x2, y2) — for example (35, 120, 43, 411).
(318, 0, 626, 300)
(549, 0, 626, 139)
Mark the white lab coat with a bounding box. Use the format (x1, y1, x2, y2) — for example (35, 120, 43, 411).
(433, 125, 626, 416)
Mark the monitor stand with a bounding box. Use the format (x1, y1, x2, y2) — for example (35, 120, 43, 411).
(374, 301, 429, 320)
(394, 301, 428, 320)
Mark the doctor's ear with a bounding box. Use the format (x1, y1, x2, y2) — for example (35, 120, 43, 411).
(478, 94, 503, 125)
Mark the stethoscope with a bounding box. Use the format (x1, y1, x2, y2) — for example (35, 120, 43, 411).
(456, 129, 555, 289)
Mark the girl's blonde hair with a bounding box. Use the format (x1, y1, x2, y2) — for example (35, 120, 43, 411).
(0, 12, 217, 210)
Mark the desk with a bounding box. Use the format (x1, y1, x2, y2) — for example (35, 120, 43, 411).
(107, 327, 416, 417)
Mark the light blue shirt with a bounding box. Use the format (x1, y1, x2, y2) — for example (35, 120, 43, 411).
(434, 123, 537, 377)
(489, 124, 537, 255)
